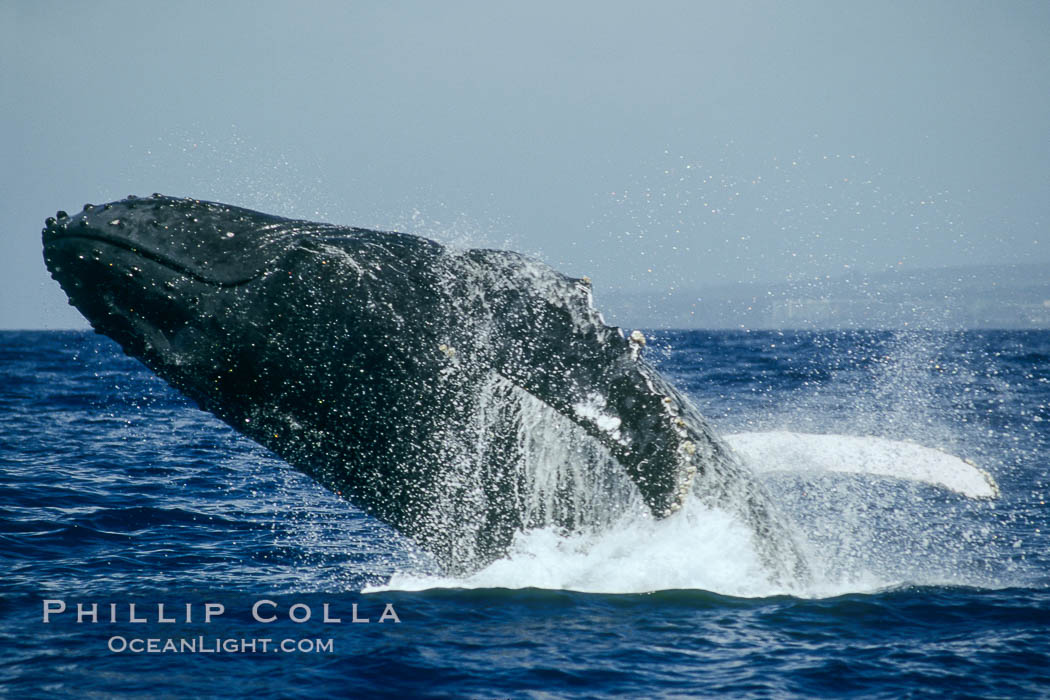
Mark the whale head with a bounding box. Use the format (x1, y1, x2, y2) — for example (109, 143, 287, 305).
(40, 194, 385, 441)
(43, 195, 302, 356)
(44, 196, 273, 351)
(42, 194, 464, 554)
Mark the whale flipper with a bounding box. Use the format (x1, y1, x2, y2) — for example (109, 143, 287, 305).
(727, 431, 1000, 499)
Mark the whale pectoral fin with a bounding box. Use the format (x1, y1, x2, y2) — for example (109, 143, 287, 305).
(593, 359, 728, 516)
(493, 329, 717, 518)
(726, 431, 1001, 499)
(497, 363, 697, 517)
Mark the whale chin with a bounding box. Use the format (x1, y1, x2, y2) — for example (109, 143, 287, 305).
(42, 194, 811, 581)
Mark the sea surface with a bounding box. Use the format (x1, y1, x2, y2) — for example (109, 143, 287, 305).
(2, 329, 1049, 698)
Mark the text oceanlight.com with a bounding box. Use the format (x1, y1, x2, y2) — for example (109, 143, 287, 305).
(107, 636, 334, 654)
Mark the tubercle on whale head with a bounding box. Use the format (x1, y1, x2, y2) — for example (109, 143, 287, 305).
(627, 330, 647, 360)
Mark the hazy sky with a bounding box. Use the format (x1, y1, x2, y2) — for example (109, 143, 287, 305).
(3, 0, 1048, 328)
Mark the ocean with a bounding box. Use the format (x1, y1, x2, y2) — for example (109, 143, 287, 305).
(2, 328, 1048, 698)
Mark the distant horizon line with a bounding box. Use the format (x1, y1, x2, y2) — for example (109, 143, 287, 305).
(5, 326, 1048, 334)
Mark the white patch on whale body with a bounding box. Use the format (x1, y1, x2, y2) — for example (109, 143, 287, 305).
(572, 394, 625, 444)
(725, 431, 1000, 499)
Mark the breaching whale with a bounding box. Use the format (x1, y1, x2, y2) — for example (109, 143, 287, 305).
(42, 195, 808, 579)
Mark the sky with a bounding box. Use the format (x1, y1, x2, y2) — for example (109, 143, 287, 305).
(3, 0, 1048, 329)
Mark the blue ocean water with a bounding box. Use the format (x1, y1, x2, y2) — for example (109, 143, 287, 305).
(2, 329, 1049, 698)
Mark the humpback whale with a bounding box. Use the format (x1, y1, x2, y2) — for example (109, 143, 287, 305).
(42, 195, 808, 579)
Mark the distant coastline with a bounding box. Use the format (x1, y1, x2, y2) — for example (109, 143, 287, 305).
(596, 262, 1050, 330)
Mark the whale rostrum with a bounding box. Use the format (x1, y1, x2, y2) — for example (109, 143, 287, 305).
(43, 195, 808, 580)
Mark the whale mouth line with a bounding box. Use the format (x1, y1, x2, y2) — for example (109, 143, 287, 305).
(45, 233, 266, 288)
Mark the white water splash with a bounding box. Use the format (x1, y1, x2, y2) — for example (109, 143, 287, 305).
(371, 428, 1010, 598)
(371, 497, 778, 597)
(368, 488, 905, 598)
